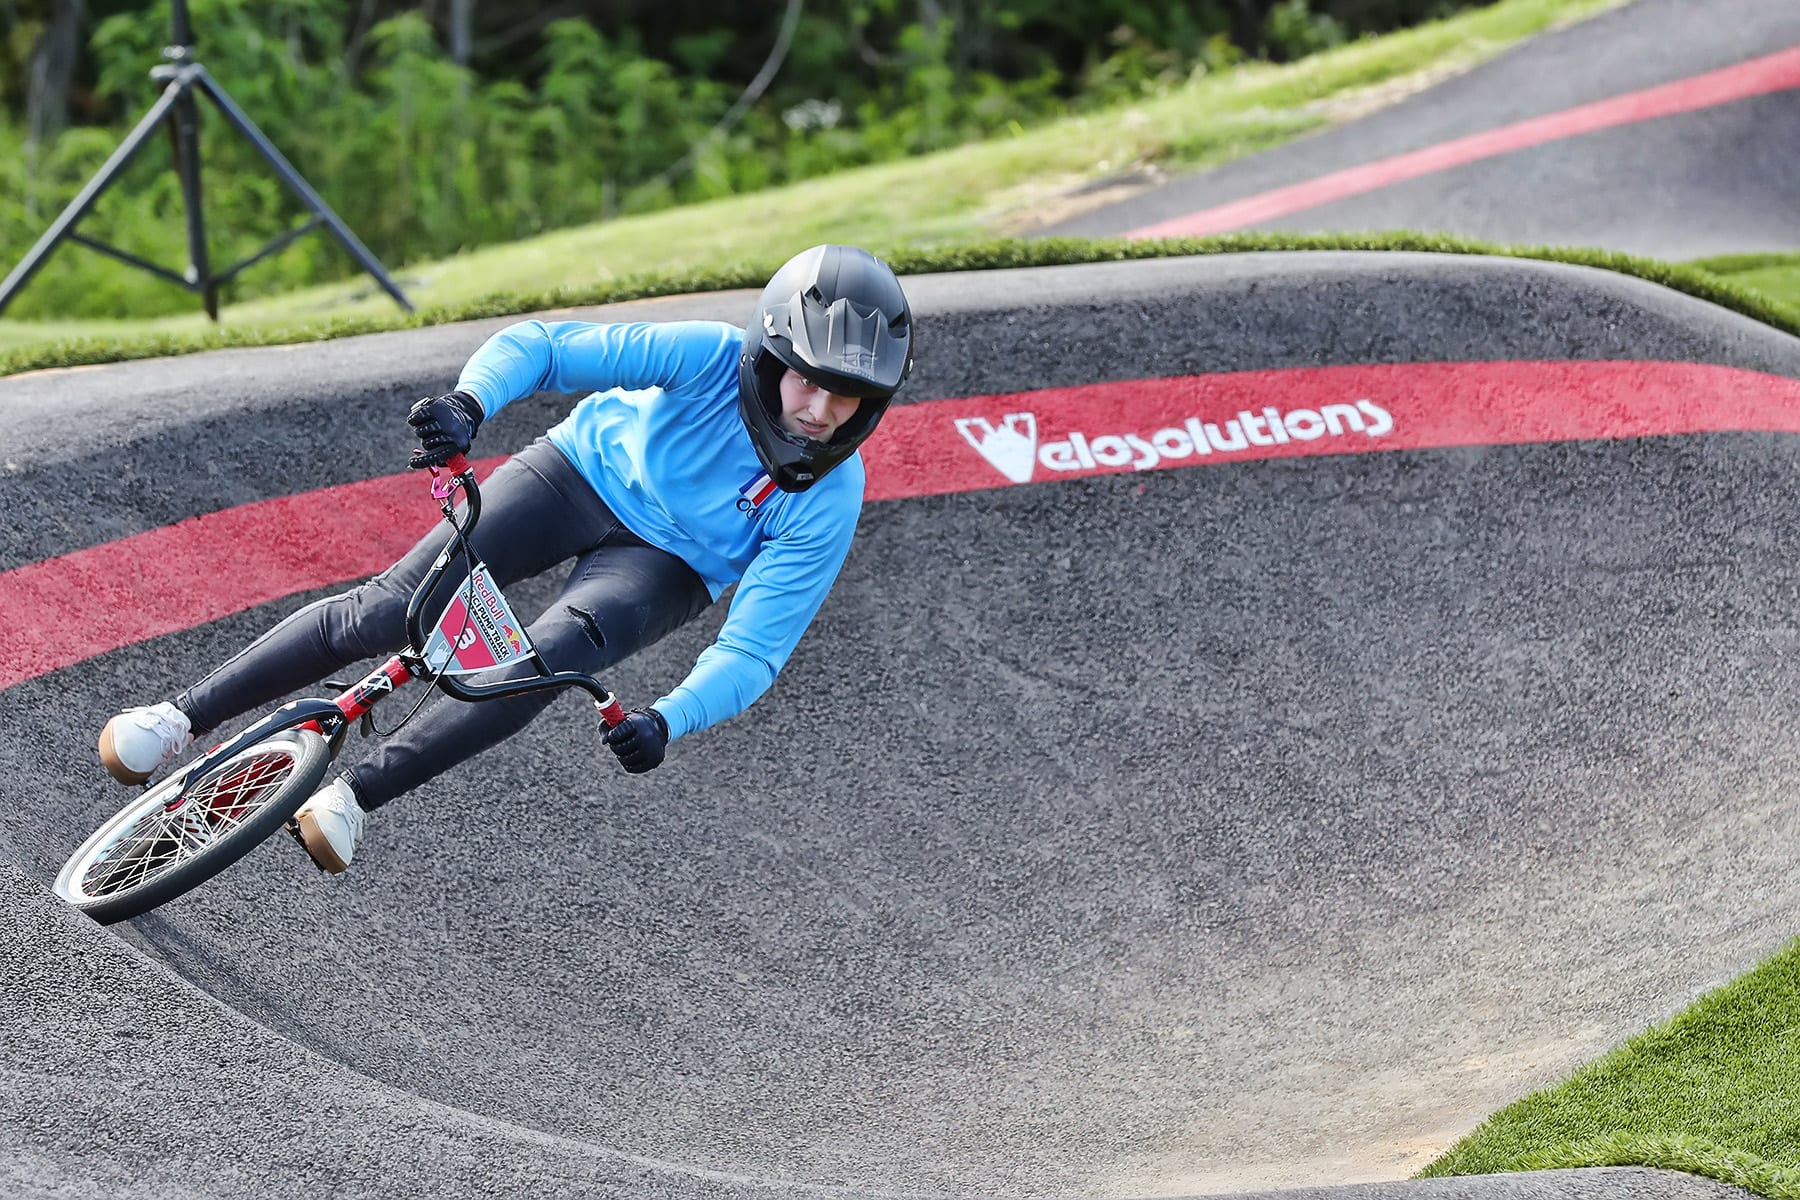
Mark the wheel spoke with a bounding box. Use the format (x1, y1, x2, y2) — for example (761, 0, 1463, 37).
(75, 745, 302, 901)
(86, 812, 182, 895)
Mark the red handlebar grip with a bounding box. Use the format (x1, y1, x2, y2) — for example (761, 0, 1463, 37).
(444, 453, 471, 475)
(595, 693, 626, 729)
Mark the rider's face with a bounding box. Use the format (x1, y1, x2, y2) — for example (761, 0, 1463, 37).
(778, 369, 863, 441)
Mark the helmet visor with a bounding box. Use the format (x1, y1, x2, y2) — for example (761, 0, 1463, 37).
(766, 291, 910, 400)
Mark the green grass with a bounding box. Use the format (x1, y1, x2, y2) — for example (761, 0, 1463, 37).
(5, 229, 1798, 378)
(0, 0, 1631, 373)
(1420, 937, 1800, 1195)
(1688, 252, 1800, 312)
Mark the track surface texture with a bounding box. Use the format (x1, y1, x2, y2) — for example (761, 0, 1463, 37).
(8, 3, 1800, 1196)
(1045, 0, 1800, 259)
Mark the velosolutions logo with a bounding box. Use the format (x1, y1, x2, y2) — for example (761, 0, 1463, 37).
(953, 399, 1396, 484)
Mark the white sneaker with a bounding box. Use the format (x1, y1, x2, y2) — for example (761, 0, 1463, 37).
(289, 777, 366, 874)
(98, 702, 194, 785)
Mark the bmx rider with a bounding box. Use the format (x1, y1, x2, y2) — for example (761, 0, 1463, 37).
(96, 244, 914, 873)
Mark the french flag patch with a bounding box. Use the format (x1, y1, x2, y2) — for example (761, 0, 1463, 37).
(736, 468, 778, 518)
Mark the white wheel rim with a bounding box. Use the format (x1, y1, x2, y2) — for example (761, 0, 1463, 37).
(58, 735, 307, 904)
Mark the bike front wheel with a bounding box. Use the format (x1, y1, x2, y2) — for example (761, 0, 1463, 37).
(54, 729, 332, 925)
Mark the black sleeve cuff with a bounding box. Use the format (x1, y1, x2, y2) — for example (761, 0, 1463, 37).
(451, 390, 486, 430)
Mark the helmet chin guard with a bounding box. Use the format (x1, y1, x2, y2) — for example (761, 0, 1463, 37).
(738, 245, 914, 492)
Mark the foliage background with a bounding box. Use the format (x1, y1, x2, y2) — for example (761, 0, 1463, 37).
(0, 0, 1495, 318)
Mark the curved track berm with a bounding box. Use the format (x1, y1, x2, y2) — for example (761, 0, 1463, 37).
(4, 255, 1797, 1199)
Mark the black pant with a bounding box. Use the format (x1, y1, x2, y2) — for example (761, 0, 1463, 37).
(177, 439, 712, 808)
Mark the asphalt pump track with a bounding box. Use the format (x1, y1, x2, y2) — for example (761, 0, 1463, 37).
(1045, 0, 1800, 258)
(4, 254, 1800, 1199)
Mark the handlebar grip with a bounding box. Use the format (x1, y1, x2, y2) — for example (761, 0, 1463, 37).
(594, 692, 626, 729)
(443, 453, 471, 475)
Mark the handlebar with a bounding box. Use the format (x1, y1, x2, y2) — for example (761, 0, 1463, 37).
(593, 693, 627, 727)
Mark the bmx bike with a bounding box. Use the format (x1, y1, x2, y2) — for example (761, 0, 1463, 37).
(54, 453, 627, 925)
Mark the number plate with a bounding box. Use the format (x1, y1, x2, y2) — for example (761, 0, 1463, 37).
(421, 563, 534, 675)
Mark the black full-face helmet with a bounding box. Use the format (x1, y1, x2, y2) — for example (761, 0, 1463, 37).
(738, 244, 914, 492)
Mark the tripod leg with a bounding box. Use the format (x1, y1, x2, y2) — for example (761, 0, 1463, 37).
(167, 83, 217, 319)
(194, 67, 414, 313)
(0, 78, 189, 317)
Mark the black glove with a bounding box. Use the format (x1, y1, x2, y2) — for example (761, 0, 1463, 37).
(407, 390, 485, 470)
(604, 707, 670, 774)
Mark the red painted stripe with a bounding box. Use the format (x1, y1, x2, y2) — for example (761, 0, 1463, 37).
(4, 360, 1799, 691)
(1127, 45, 1800, 240)
(862, 360, 1800, 500)
(0, 458, 506, 693)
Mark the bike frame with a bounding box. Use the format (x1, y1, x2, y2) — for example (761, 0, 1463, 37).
(165, 453, 626, 806)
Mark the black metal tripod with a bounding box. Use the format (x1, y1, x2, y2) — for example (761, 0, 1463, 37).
(0, 0, 411, 320)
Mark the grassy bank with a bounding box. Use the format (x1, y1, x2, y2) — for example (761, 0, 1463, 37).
(4, 230, 1798, 378)
(0, 0, 1631, 373)
(1689, 253, 1800, 312)
(1421, 937, 1800, 1196)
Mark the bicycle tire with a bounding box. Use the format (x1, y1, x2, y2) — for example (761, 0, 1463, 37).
(54, 729, 332, 925)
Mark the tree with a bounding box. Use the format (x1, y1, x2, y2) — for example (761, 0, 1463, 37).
(25, 0, 84, 146)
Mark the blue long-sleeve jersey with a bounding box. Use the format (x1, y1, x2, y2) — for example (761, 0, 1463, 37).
(454, 318, 864, 741)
